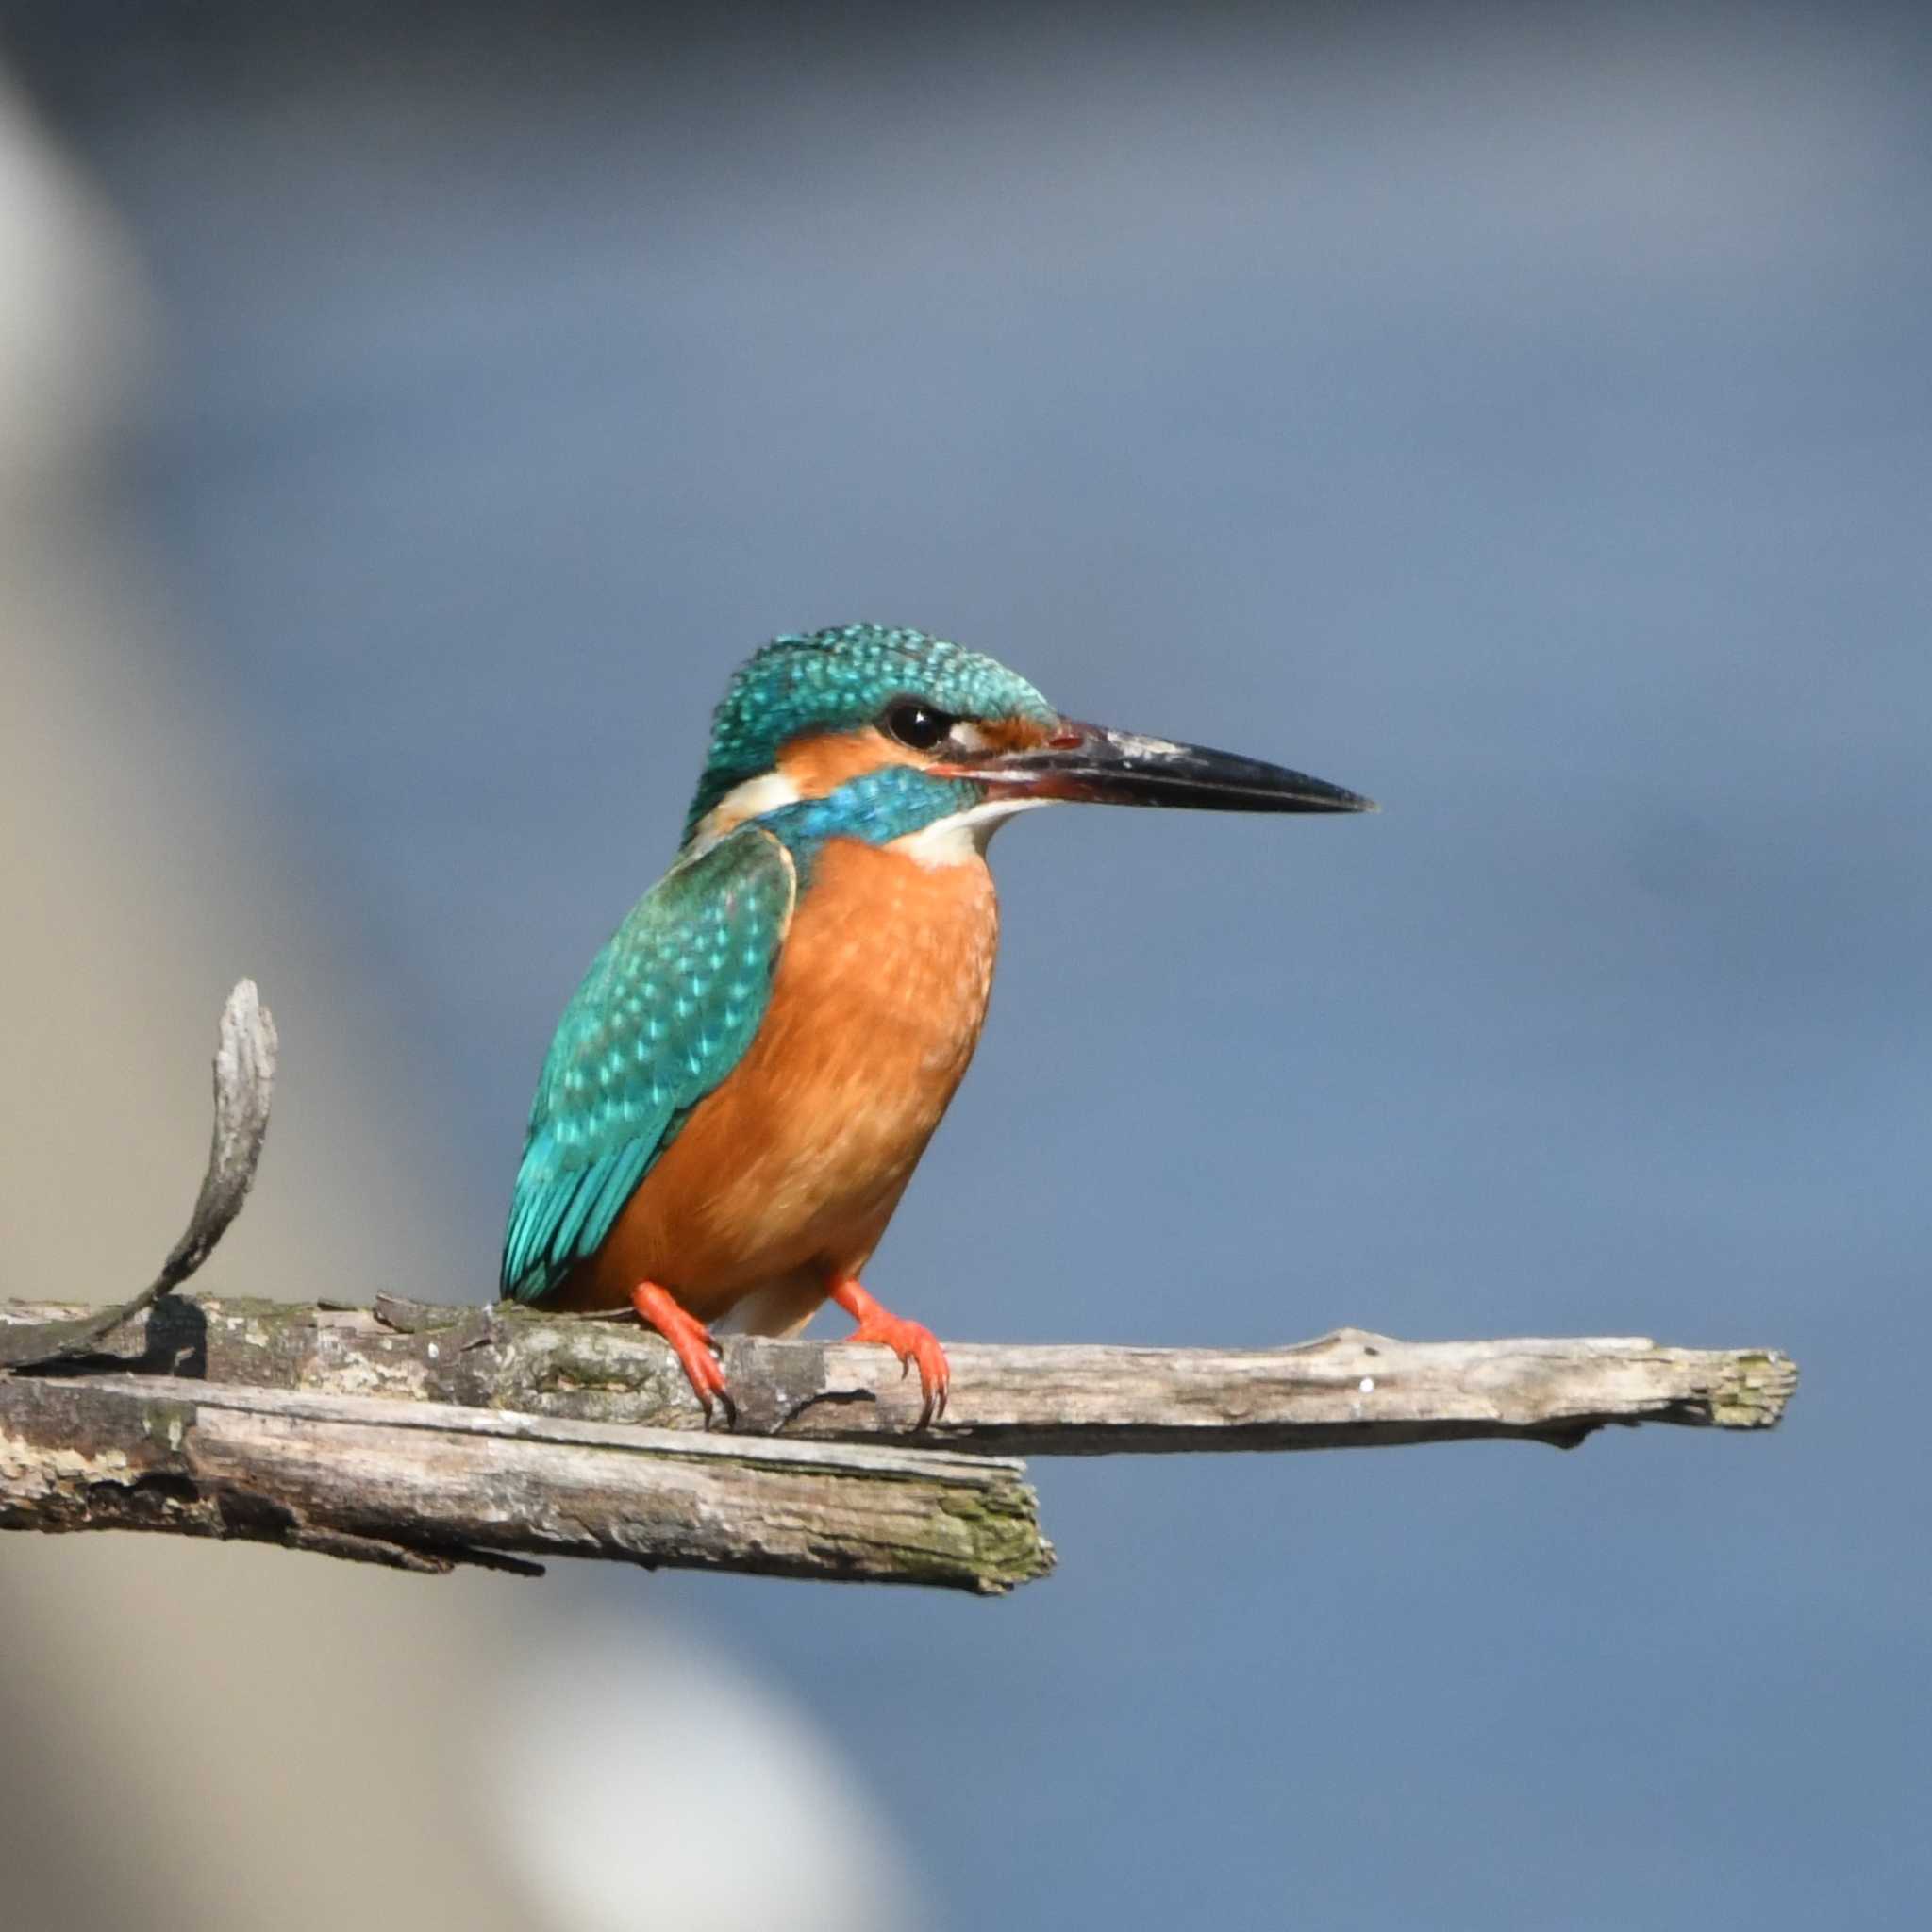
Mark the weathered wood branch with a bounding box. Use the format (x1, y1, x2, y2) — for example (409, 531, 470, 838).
(0, 1366, 1051, 1592)
(0, 986, 1796, 1592)
(4, 1292, 1796, 1453)
(0, 1297, 1793, 1589)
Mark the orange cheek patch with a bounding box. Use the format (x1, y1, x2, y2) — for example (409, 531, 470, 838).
(971, 715, 1058, 754)
(777, 715, 1058, 795)
(777, 727, 925, 797)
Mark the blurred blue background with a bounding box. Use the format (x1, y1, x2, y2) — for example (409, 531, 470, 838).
(3, 2, 1926, 1926)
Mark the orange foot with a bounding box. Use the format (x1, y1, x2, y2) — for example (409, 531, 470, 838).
(829, 1277, 950, 1427)
(631, 1280, 734, 1426)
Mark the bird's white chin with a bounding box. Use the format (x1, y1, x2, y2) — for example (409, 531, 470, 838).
(887, 795, 1057, 868)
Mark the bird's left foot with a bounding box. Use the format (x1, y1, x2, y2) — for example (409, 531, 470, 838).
(630, 1279, 735, 1427)
(828, 1277, 950, 1426)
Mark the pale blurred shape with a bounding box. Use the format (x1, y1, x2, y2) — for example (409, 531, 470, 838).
(485, 1609, 926, 1932)
(0, 71, 144, 487)
(0, 60, 919, 1932)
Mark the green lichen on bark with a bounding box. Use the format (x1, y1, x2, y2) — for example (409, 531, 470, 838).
(935, 1479, 1057, 1594)
(1707, 1349, 1799, 1429)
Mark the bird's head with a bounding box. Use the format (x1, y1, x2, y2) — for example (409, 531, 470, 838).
(684, 624, 1373, 854)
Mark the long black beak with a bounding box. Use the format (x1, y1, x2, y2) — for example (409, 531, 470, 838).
(952, 719, 1375, 814)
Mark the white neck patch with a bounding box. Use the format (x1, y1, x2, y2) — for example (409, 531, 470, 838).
(888, 796, 1056, 869)
(684, 771, 803, 858)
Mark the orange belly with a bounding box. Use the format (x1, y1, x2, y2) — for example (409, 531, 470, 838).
(550, 834, 999, 1331)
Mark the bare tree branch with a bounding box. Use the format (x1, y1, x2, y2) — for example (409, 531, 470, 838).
(3, 1293, 1797, 1454)
(0, 1370, 1051, 1592)
(0, 1299, 1792, 1589)
(0, 985, 1795, 1593)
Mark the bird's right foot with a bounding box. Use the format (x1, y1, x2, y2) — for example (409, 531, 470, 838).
(630, 1281, 734, 1426)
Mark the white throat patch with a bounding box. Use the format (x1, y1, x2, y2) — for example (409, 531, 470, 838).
(888, 796, 1056, 869)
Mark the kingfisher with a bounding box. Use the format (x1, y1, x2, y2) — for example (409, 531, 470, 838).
(501, 625, 1372, 1424)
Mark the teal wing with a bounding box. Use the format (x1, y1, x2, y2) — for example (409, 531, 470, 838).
(500, 825, 796, 1302)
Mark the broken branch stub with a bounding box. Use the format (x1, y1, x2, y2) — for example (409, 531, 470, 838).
(0, 981, 277, 1371)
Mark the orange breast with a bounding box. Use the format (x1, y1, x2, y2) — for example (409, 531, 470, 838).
(552, 835, 1000, 1328)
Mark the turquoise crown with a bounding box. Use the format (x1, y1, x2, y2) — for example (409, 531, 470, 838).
(684, 625, 1058, 841)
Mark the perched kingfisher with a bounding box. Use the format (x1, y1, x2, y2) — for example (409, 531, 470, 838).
(501, 625, 1372, 1424)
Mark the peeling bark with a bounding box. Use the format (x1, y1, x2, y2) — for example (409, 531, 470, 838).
(0, 1371, 1050, 1592)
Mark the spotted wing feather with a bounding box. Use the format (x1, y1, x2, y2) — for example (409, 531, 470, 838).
(500, 826, 795, 1301)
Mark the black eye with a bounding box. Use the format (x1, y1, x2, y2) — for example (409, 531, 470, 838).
(882, 700, 952, 751)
